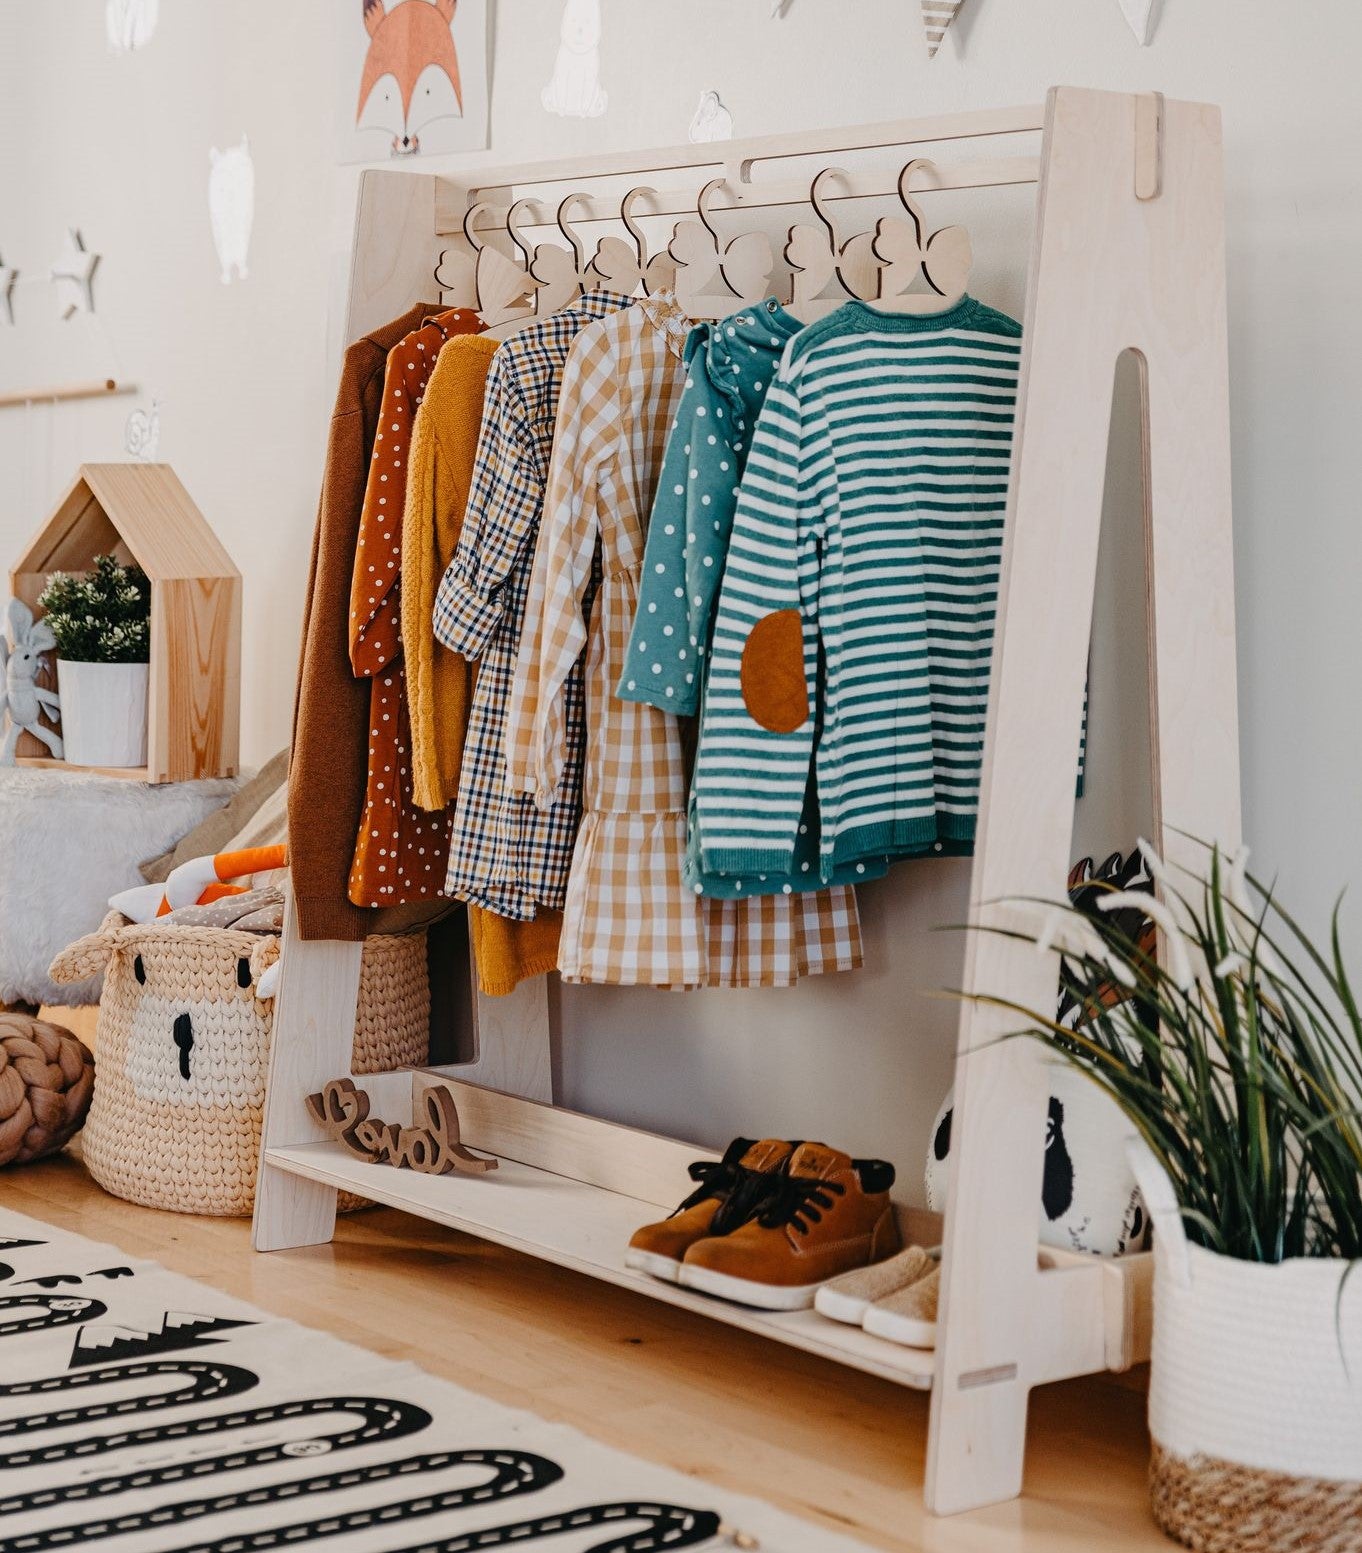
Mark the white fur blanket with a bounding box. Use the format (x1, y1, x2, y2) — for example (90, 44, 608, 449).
(0, 767, 238, 1007)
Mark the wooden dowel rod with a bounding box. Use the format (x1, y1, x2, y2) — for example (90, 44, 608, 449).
(441, 103, 1045, 208)
(0, 379, 136, 411)
(447, 157, 1041, 237)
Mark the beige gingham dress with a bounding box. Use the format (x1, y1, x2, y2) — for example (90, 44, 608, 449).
(509, 294, 862, 987)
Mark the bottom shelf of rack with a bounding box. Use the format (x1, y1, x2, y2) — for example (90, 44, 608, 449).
(262, 1139, 937, 1390)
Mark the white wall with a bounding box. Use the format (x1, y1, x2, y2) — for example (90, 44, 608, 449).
(2, 1, 1359, 1194)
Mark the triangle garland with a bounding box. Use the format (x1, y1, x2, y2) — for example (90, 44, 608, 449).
(921, 0, 965, 58)
(1117, 0, 1155, 45)
(916, 1, 1157, 57)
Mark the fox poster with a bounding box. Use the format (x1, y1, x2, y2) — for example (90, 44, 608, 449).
(343, 0, 488, 161)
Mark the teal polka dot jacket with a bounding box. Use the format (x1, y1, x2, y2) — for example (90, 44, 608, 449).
(617, 298, 890, 900)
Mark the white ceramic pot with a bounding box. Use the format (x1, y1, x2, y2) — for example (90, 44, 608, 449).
(1128, 1140, 1362, 1550)
(55, 659, 149, 768)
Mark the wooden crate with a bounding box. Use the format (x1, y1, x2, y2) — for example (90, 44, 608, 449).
(10, 464, 241, 783)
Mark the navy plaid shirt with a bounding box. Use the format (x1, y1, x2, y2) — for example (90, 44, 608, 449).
(434, 290, 630, 918)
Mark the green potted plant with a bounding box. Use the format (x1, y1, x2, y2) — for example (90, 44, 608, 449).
(38, 555, 152, 768)
(980, 842, 1362, 1551)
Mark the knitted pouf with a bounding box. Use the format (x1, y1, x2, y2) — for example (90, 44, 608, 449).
(49, 913, 428, 1216)
(0, 1014, 95, 1165)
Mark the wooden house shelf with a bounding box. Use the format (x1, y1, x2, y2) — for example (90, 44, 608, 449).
(11, 463, 242, 783)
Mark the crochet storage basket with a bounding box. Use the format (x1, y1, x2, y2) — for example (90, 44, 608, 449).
(50, 912, 428, 1216)
(1130, 1143, 1362, 1551)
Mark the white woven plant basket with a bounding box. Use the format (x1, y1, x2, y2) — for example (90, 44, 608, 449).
(1129, 1141, 1362, 1551)
(50, 912, 429, 1218)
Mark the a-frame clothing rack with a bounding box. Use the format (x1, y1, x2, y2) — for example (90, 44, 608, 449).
(253, 86, 1240, 1517)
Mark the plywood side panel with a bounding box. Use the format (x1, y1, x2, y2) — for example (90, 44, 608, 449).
(346, 170, 442, 346)
(147, 575, 241, 781)
(926, 88, 1239, 1516)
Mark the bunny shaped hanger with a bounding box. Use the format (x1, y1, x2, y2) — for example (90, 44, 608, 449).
(460, 199, 536, 335)
(784, 166, 882, 322)
(0, 599, 62, 763)
(870, 159, 973, 314)
(529, 193, 590, 316)
(669, 178, 774, 319)
(586, 187, 677, 297)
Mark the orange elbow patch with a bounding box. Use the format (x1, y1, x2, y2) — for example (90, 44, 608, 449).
(741, 609, 810, 733)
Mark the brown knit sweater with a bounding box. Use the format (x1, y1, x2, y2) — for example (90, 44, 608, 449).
(289, 303, 452, 942)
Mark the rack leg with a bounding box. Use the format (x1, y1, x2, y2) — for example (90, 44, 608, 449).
(927, 85, 1237, 1513)
(252, 891, 364, 1251)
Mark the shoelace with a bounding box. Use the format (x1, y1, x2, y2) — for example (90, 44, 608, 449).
(673, 1159, 781, 1235)
(758, 1174, 846, 1236)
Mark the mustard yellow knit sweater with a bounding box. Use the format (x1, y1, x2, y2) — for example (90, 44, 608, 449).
(403, 334, 562, 996)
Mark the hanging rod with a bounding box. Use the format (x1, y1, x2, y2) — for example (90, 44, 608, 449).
(0, 379, 136, 411)
(454, 155, 1040, 236)
(457, 103, 1044, 195)
(436, 102, 1045, 234)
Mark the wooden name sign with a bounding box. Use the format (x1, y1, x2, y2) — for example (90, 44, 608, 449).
(305, 1078, 497, 1177)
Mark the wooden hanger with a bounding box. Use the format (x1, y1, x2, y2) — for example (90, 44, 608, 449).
(461, 199, 537, 339)
(586, 186, 678, 297)
(530, 194, 589, 316)
(869, 158, 973, 315)
(669, 178, 774, 320)
(784, 166, 881, 323)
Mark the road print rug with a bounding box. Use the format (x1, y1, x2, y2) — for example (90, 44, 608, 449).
(0, 1207, 872, 1553)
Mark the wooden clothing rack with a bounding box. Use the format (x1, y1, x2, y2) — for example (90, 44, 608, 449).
(253, 86, 1240, 1517)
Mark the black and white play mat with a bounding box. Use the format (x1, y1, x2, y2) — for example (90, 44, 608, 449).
(0, 1208, 871, 1553)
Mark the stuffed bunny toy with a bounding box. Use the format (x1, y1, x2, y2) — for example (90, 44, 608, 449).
(0, 599, 62, 763)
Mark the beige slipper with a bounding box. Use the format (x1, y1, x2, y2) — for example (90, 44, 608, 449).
(862, 1263, 941, 1348)
(814, 1244, 932, 1326)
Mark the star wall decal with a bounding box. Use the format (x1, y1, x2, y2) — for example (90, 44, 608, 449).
(50, 229, 100, 320)
(0, 255, 17, 326)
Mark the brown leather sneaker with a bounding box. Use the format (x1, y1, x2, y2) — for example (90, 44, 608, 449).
(677, 1142, 900, 1310)
(625, 1137, 795, 1283)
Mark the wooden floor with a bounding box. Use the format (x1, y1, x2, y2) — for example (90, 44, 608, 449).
(0, 1139, 1172, 1553)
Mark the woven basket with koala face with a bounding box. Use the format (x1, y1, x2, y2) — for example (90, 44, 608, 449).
(49, 911, 429, 1216)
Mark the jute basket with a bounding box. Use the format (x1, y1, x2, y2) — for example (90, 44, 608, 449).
(1129, 1141, 1362, 1551)
(50, 911, 428, 1217)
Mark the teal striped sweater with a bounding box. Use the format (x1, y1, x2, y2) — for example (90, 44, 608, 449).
(693, 296, 1022, 880)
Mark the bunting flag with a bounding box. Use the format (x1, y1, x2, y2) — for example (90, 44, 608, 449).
(921, 0, 965, 58)
(1117, 0, 1155, 45)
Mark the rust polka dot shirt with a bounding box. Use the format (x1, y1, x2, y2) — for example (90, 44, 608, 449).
(347, 307, 484, 908)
